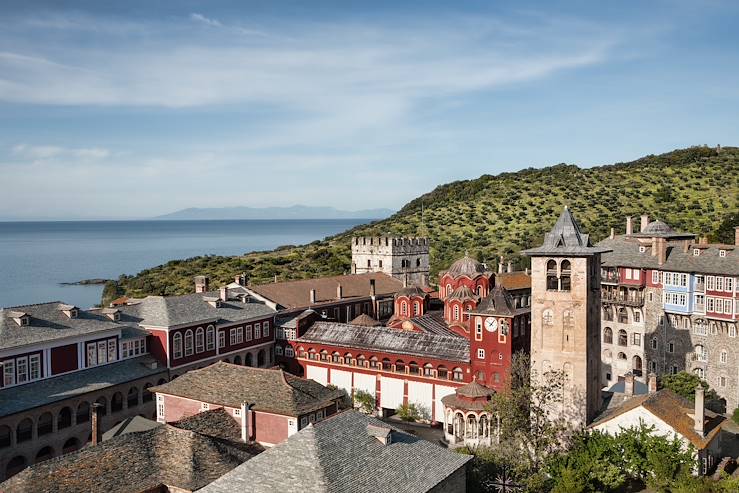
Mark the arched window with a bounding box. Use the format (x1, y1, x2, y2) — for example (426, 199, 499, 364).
(695, 345, 707, 362)
(618, 329, 627, 346)
(416, 258, 421, 267)
(477, 285, 483, 297)
(382, 358, 392, 371)
(617, 352, 627, 360)
(401, 302, 408, 316)
(720, 350, 728, 364)
(57, 407, 72, 429)
(0, 425, 12, 448)
(127, 386, 139, 407)
(603, 307, 614, 321)
(344, 353, 353, 364)
(357, 355, 366, 367)
(453, 305, 460, 321)
(542, 309, 554, 326)
(546, 260, 558, 291)
(618, 307, 629, 324)
(245, 353, 253, 366)
(184, 330, 194, 356)
(413, 301, 420, 316)
(195, 327, 204, 353)
(604, 327, 613, 344)
(395, 360, 405, 373)
(452, 367, 464, 382)
(369, 356, 378, 368)
(38, 412, 53, 436)
(603, 349, 612, 362)
(111, 392, 124, 413)
(17, 418, 33, 443)
(206, 325, 215, 351)
(257, 349, 265, 367)
(173, 332, 183, 359)
(560, 260, 571, 291)
(423, 363, 434, 377)
(694, 367, 704, 379)
(95, 396, 108, 416)
(332, 351, 341, 363)
(563, 309, 574, 328)
(62, 437, 79, 454)
(408, 362, 419, 375)
(76, 401, 90, 422)
(446, 284, 452, 298)
(633, 355, 643, 376)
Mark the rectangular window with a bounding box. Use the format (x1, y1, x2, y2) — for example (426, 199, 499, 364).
(255, 323, 261, 339)
(263, 321, 270, 337)
(219, 330, 226, 348)
(726, 278, 734, 292)
(230, 329, 237, 346)
(86, 342, 97, 367)
(681, 274, 687, 287)
(625, 269, 632, 280)
(633, 269, 640, 280)
(632, 333, 641, 346)
(233, 408, 241, 417)
(285, 346, 294, 357)
(668, 342, 674, 353)
(300, 416, 308, 428)
(237, 327, 244, 344)
(475, 319, 483, 341)
(275, 346, 283, 356)
(97, 341, 107, 365)
(716, 277, 724, 291)
(707, 276, 715, 290)
(201, 402, 210, 411)
(477, 348, 485, 360)
(730, 326, 737, 338)
(107, 339, 117, 362)
(29, 354, 41, 380)
(652, 271, 659, 284)
(206, 329, 215, 351)
(16, 356, 28, 383)
(707, 297, 715, 312)
(3, 360, 15, 386)
(245, 326, 252, 341)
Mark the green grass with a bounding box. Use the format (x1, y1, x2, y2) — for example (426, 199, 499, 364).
(103, 146, 738, 305)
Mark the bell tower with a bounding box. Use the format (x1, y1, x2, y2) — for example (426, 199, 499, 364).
(523, 207, 611, 427)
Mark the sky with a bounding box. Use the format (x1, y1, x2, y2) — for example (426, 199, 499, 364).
(1, 0, 738, 220)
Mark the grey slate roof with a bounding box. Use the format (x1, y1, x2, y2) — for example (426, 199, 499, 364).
(443, 255, 488, 278)
(1, 423, 255, 493)
(200, 410, 471, 493)
(0, 301, 130, 351)
(151, 362, 342, 416)
(0, 356, 165, 418)
(102, 416, 162, 441)
(598, 236, 739, 275)
(630, 219, 693, 239)
(523, 207, 610, 256)
(118, 291, 275, 328)
(276, 309, 318, 328)
(470, 285, 529, 317)
(298, 321, 470, 362)
(407, 311, 460, 336)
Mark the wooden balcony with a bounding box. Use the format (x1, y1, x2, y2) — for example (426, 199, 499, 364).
(601, 292, 644, 307)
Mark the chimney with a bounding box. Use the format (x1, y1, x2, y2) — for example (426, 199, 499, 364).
(336, 283, 343, 300)
(498, 262, 503, 274)
(682, 240, 690, 253)
(525, 267, 529, 275)
(624, 372, 635, 396)
(735, 227, 739, 246)
(220, 286, 228, 301)
(610, 227, 615, 240)
(309, 289, 316, 304)
(240, 402, 248, 442)
(626, 216, 633, 236)
(657, 237, 667, 265)
(274, 274, 278, 283)
(651, 237, 658, 256)
(194, 275, 209, 293)
(91, 403, 103, 446)
(694, 386, 705, 436)
(234, 273, 247, 286)
(648, 373, 658, 394)
(640, 214, 649, 232)
(369, 279, 376, 297)
(507, 262, 513, 273)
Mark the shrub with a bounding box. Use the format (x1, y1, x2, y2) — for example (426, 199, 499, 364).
(353, 390, 375, 415)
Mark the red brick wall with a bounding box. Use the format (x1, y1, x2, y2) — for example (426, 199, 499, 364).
(51, 344, 78, 375)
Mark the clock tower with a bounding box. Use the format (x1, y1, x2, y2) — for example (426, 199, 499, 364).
(467, 285, 531, 391)
(523, 207, 610, 427)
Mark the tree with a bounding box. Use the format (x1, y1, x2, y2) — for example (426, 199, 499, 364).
(489, 352, 569, 471)
(712, 211, 737, 244)
(353, 390, 375, 414)
(659, 372, 719, 402)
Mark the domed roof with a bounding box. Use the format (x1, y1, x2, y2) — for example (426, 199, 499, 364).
(446, 255, 486, 278)
(395, 286, 426, 298)
(447, 285, 478, 301)
(457, 380, 495, 399)
(642, 220, 675, 235)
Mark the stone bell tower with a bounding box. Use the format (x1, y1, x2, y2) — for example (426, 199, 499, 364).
(523, 207, 611, 427)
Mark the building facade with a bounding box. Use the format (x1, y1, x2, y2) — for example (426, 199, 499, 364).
(351, 236, 430, 287)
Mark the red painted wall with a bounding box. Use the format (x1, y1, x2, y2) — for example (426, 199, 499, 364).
(51, 344, 78, 375)
(252, 411, 288, 445)
(148, 329, 169, 366)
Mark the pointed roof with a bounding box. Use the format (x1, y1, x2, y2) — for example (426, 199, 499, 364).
(457, 380, 495, 399)
(395, 285, 427, 298)
(471, 285, 525, 317)
(350, 313, 382, 327)
(523, 207, 611, 257)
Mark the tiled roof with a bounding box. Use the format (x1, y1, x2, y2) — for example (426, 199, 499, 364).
(407, 311, 459, 336)
(151, 362, 342, 417)
(0, 355, 165, 418)
(173, 408, 265, 453)
(523, 207, 610, 256)
(102, 416, 162, 441)
(598, 236, 739, 276)
(276, 309, 318, 329)
(349, 313, 382, 327)
(447, 285, 478, 301)
(630, 219, 693, 239)
(247, 273, 402, 309)
(590, 389, 726, 449)
(1, 423, 255, 493)
(297, 321, 470, 362)
(200, 410, 471, 493)
(471, 285, 528, 317)
(443, 255, 487, 278)
(456, 380, 495, 398)
(117, 291, 275, 328)
(495, 271, 531, 291)
(395, 286, 427, 298)
(0, 301, 129, 351)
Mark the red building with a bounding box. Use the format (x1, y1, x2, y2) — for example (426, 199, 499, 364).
(152, 362, 343, 446)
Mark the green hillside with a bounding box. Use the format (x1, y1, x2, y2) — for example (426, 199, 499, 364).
(103, 146, 738, 305)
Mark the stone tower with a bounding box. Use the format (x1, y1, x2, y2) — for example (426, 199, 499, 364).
(351, 237, 429, 287)
(523, 207, 611, 427)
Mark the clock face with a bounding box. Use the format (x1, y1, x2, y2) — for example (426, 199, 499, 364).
(484, 317, 498, 332)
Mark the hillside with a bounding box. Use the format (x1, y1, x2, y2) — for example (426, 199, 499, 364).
(155, 205, 394, 220)
(103, 146, 738, 305)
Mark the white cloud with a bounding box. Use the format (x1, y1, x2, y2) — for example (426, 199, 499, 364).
(11, 144, 110, 161)
(189, 13, 222, 28)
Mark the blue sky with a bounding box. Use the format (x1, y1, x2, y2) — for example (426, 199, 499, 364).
(1, 0, 737, 220)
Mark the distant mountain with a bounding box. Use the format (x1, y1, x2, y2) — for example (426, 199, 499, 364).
(155, 205, 395, 220)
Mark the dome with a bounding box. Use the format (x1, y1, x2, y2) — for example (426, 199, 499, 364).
(642, 220, 675, 235)
(456, 380, 495, 399)
(448, 285, 477, 301)
(446, 255, 486, 278)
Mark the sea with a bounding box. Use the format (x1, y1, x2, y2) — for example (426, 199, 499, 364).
(0, 219, 366, 309)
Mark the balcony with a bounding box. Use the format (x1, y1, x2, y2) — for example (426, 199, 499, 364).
(602, 271, 620, 284)
(601, 292, 645, 307)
